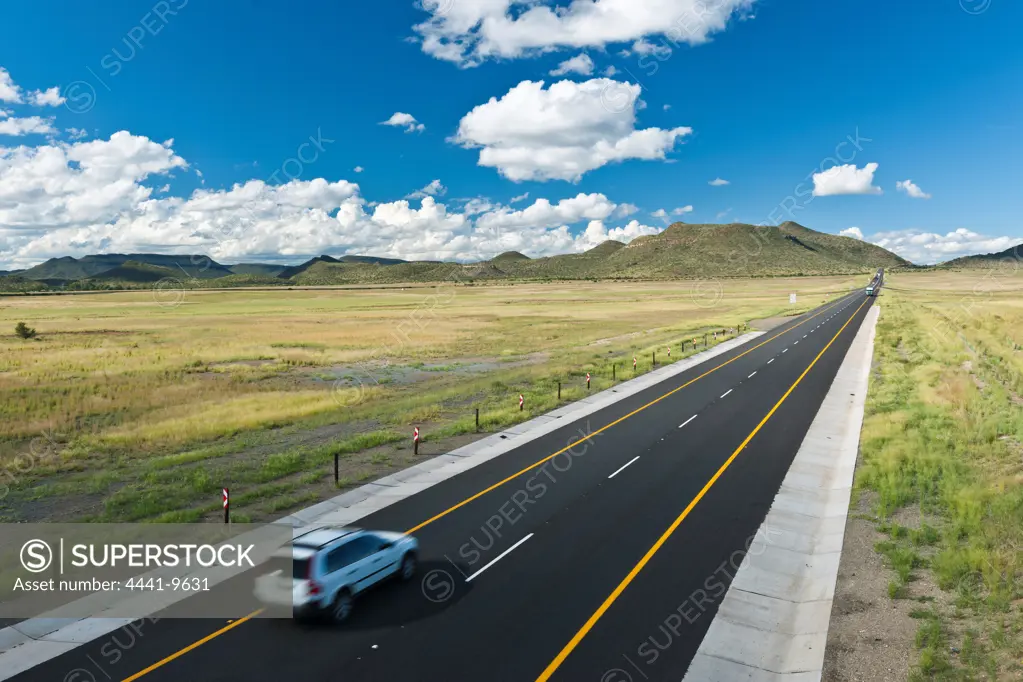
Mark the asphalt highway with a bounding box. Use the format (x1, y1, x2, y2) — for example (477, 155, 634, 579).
(13, 290, 874, 682)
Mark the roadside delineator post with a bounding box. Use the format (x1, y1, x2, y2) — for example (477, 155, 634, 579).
(334, 451, 339, 484)
(633, 356, 637, 371)
(519, 394, 524, 411)
(667, 345, 671, 357)
(413, 426, 420, 455)
(612, 363, 616, 381)
(475, 408, 480, 432)
(222, 488, 229, 524)
(586, 373, 591, 390)
(558, 381, 561, 400)
(652, 351, 656, 366)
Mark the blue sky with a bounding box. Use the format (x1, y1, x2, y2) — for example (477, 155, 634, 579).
(1, 0, 1021, 268)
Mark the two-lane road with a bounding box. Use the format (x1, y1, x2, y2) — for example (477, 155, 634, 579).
(12, 292, 873, 682)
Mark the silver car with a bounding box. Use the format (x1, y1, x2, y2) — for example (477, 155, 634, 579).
(254, 526, 418, 622)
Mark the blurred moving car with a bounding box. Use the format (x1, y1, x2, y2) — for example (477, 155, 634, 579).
(254, 526, 418, 622)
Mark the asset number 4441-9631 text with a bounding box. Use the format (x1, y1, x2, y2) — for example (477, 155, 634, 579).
(124, 577, 210, 591)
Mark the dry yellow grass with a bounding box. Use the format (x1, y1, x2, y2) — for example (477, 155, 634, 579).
(1, 276, 859, 451)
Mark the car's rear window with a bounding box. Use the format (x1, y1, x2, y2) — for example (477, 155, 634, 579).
(264, 555, 309, 579)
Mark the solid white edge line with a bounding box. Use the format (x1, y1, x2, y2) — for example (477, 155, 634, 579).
(679, 415, 698, 429)
(608, 456, 641, 479)
(465, 533, 535, 582)
(720, 389, 733, 398)
(748, 371, 757, 378)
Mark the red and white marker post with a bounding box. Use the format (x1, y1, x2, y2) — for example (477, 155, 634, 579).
(633, 356, 637, 371)
(413, 426, 420, 455)
(519, 394, 524, 411)
(586, 372, 591, 389)
(222, 488, 229, 524)
(667, 345, 671, 357)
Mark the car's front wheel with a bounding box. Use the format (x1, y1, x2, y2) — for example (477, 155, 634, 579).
(399, 552, 417, 581)
(329, 589, 353, 623)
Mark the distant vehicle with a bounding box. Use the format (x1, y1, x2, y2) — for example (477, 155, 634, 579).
(866, 286, 875, 296)
(254, 526, 418, 622)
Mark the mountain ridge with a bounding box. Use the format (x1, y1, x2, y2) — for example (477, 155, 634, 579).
(2, 222, 914, 291)
(940, 242, 1023, 269)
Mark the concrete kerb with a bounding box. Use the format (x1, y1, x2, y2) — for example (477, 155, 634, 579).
(0, 332, 763, 679)
(682, 305, 879, 682)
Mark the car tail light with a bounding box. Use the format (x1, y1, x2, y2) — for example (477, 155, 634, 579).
(304, 559, 321, 595)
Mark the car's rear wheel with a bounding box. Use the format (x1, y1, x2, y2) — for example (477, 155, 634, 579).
(329, 590, 353, 623)
(400, 553, 417, 581)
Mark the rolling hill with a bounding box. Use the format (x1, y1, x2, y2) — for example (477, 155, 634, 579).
(1, 221, 914, 293)
(85, 261, 180, 283)
(228, 263, 288, 277)
(18, 254, 233, 280)
(940, 243, 1023, 269)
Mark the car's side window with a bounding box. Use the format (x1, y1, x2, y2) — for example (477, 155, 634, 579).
(343, 536, 379, 564)
(325, 545, 350, 574)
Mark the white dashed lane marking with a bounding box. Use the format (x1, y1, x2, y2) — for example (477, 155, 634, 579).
(465, 533, 534, 582)
(608, 456, 641, 479)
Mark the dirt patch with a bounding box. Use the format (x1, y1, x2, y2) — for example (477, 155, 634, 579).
(962, 360, 988, 391)
(748, 314, 797, 331)
(823, 492, 916, 682)
(313, 352, 550, 389)
(589, 328, 667, 346)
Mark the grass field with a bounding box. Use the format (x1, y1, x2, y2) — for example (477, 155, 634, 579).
(0, 276, 860, 523)
(854, 268, 1023, 679)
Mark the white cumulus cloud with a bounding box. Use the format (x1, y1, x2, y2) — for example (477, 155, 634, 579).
(452, 78, 692, 182)
(28, 87, 66, 107)
(709, 177, 730, 186)
(550, 53, 594, 76)
(839, 227, 864, 240)
(408, 179, 447, 199)
(476, 192, 617, 231)
(0, 115, 56, 136)
(896, 179, 931, 199)
(812, 163, 882, 196)
(868, 228, 1019, 265)
(0, 131, 664, 269)
(413, 0, 755, 67)
(0, 67, 23, 103)
(576, 218, 660, 250)
(380, 112, 425, 133)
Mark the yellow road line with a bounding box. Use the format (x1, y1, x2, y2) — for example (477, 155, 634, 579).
(119, 294, 853, 681)
(534, 296, 871, 681)
(404, 294, 851, 534)
(120, 609, 263, 682)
